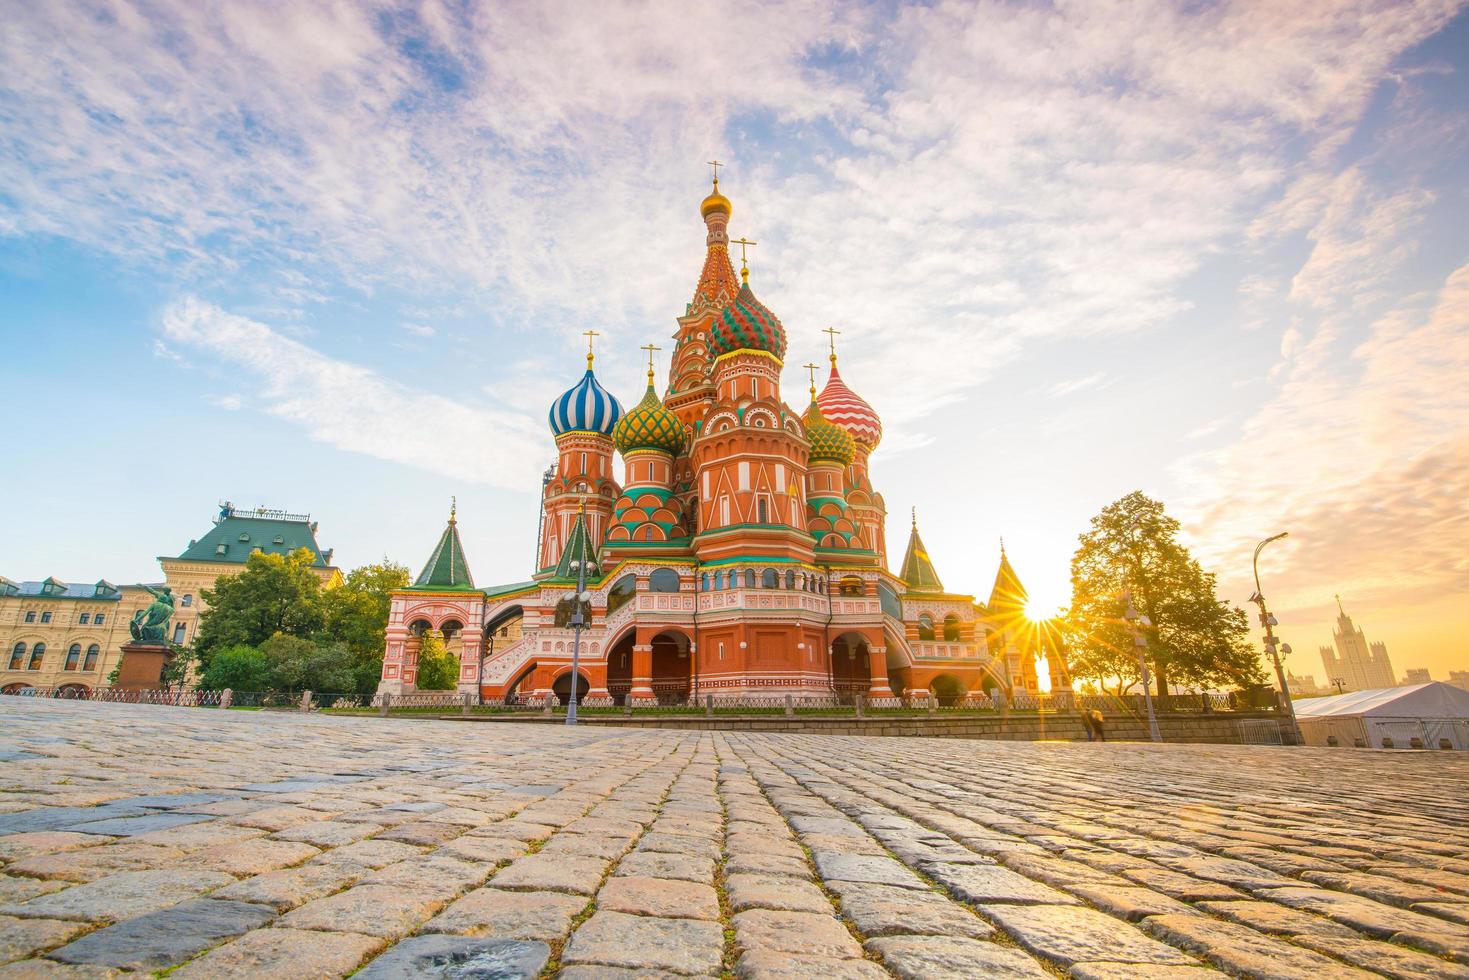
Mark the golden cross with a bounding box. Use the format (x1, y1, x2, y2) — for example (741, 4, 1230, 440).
(731, 237, 757, 268)
(449, 495, 457, 525)
(822, 326, 841, 364)
(583, 329, 600, 368)
(707, 159, 722, 182)
(640, 343, 662, 380)
(803, 362, 820, 398)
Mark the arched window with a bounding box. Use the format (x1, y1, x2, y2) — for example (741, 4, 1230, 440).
(8, 643, 24, 670)
(943, 614, 961, 642)
(408, 619, 431, 637)
(28, 643, 45, 670)
(744, 569, 757, 589)
(918, 615, 935, 641)
(173, 623, 186, 644)
(784, 570, 796, 590)
(877, 581, 903, 619)
(181, 594, 193, 607)
(839, 576, 864, 597)
(701, 573, 710, 592)
(84, 645, 100, 671)
(554, 596, 592, 628)
(648, 568, 680, 593)
(761, 569, 777, 589)
(607, 574, 636, 614)
(440, 620, 463, 641)
(65, 644, 81, 670)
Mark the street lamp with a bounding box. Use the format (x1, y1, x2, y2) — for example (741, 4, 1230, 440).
(1249, 532, 1303, 745)
(1123, 591, 1162, 742)
(565, 500, 592, 727)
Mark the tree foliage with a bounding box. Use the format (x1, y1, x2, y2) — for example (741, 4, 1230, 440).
(1067, 491, 1265, 696)
(195, 549, 325, 665)
(197, 646, 273, 692)
(414, 629, 458, 691)
(321, 559, 410, 694)
(259, 633, 356, 693)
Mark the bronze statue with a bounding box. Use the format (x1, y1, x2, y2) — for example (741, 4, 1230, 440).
(129, 585, 175, 645)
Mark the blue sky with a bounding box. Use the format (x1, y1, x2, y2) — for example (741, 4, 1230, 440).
(2, 0, 1467, 678)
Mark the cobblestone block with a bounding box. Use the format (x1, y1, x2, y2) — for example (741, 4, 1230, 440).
(982, 903, 1197, 967)
(354, 935, 549, 979)
(732, 909, 862, 959)
(1, 870, 233, 923)
(170, 926, 384, 979)
(420, 888, 586, 940)
(598, 876, 719, 920)
(46, 898, 274, 971)
(0, 916, 86, 964)
(1141, 912, 1376, 978)
(865, 935, 1050, 978)
(563, 910, 723, 975)
(827, 880, 993, 938)
(278, 883, 443, 939)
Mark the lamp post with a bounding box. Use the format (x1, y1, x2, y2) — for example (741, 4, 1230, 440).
(565, 501, 591, 727)
(1123, 591, 1162, 742)
(1249, 532, 1302, 745)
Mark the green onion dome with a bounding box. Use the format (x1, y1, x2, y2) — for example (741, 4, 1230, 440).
(613, 378, 686, 456)
(712, 279, 787, 361)
(803, 398, 855, 466)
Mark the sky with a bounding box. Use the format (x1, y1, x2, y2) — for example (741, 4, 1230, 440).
(2, 0, 1466, 683)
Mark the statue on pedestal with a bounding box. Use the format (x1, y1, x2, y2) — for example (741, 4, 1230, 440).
(129, 585, 175, 645)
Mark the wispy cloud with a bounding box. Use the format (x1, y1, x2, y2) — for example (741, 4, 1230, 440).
(1046, 373, 1110, 398)
(161, 297, 548, 489)
(401, 322, 436, 337)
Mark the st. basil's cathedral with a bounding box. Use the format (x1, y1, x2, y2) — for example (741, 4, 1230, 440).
(377, 175, 1071, 704)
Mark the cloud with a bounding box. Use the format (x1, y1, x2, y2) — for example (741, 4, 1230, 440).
(208, 394, 244, 411)
(161, 297, 548, 489)
(1046, 372, 1110, 398)
(401, 322, 436, 337)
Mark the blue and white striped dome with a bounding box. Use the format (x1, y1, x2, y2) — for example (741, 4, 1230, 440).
(549, 369, 623, 436)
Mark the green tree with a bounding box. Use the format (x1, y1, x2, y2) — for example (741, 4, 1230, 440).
(259, 633, 356, 693)
(414, 629, 458, 691)
(197, 646, 273, 692)
(194, 549, 325, 666)
(321, 559, 410, 694)
(1068, 492, 1265, 697)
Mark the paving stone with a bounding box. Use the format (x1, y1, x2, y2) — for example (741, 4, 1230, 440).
(1070, 883, 1198, 921)
(732, 909, 863, 958)
(1196, 899, 1359, 938)
(725, 853, 810, 879)
(982, 903, 1197, 967)
(598, 876, 719, 920)
(270, 820, 378, 848)
(421, 888, 586, 940)
(208, 861, 360, 911)
(1141, 912, 1377, 979)
(4, 842, 187, 882)
(354, 935, 549, 979)
(811, 852, 927, 890)
(0, 836, 106, 862)
(1261, 886, 1469, 957)
(1122, 867, 1248, 902)
(921, 860, 1080, 906)
(563, 910, 723, 975)
(310, 837, 426, 870)
(437, 835, 527, 864)
(376, 821, 469, 847)
(734, 950, 890, 978)
(0, 880, 66, 906)
(277, 883, 443, 939)
(634, 832, 721, 860)
(46, 898, 274, 971)
(360, 854, 493, 902)
(865, 935, 1050, 978)
(1, 870, 234, 923)
(1069, 965, 1223, 979)
(0, 916, 87, 964)
(827, 880, 993, 938)
(194, 838, 320, 875)
(492, 854, 608, 895)
(170, 926, 384, 979)
(725, 873, 829, 914)
(1294, 933, 1469, 979)
(612, 851, 713, 884)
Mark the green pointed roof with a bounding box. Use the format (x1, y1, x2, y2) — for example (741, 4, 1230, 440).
(552, 509, 600, 581)
(174, 503, 333, 567)
(413, 505, 475, 591)
(900, 513, 944, 593)
(989, 547, 1027, 610)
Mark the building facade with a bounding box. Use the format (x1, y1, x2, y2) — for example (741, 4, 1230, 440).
(1401, 668, 1432, 686)
(1319, 596, 1395, 692)
(1, 503, 339, 694)
(378, 178, 1070, 705)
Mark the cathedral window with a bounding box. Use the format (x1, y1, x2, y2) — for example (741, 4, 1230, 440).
(784, 570, 796, 590)
(761, 569, 777, 589)
(918, 615, 935, 641)
(701, 573, 710, 592)
(649, 568, 680, 593)
(943, 615, 961, 642)
(744, 570, 757, 589)
(756, 495, 769, 524)
(719, 496, 731, 526)
(839, 576, 864, 597)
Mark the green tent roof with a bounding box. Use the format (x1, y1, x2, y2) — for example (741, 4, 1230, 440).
(175, 505, 332, 566)
(551, 510, 600, 582)
(900, 515, 944, 593)
(413, 511, 475, 591)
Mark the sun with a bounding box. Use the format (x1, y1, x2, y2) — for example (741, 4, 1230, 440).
(1023, 581, 1070, 622)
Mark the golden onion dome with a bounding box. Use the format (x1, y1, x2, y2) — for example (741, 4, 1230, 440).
(613, 380, 686, 457)
(803, 399, 856, 466)
(700, 178, 731, 219)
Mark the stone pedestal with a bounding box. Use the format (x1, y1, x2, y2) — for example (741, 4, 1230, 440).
(114, 642, 171, 691)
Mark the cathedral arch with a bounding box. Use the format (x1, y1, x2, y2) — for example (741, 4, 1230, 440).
(648, 568, 681, 593)
(943, 614, 961, 642)
(761, 569, 778, 589)
(918, 614, 935, 641)
(838, 576, 864, 597)
(929, 673, 967, 706)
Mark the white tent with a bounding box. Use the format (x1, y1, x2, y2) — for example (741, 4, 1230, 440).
(1294, 682, 1469, 749)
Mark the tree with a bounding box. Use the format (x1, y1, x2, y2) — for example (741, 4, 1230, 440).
(259, 633, 355, 693)
(195, 549, 326, 665)
(321, 559, 410, 694)
(197, 646, 272, 692)
(1068, 492, 1265, 697)
(414, 629, 458, 691)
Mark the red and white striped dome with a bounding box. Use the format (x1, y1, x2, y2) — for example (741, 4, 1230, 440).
(817, 362, 882, 450)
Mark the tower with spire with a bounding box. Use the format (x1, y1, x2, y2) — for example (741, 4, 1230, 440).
(378, 169, 1067, 705)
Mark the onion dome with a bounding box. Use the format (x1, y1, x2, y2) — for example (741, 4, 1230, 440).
(803, 399, 855, 466)
(712, 279, 787, 361)
(817, 359, 882, 449)
(613, 376, 686, 456)
(700, 176, 732, 219)
(549, 348, 623, 436)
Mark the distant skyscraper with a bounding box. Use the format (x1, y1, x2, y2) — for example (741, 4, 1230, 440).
(1401, 668, 1432, 685)
(1319, 596, 1395, 692)
(1449, 671, 1469, 692)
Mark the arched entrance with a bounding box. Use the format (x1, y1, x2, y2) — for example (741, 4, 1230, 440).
(929, 673, 966, 706)
(504, 665, 536, 705)
(2, 683, 34, 695)
(56, 684, 91, 700)
(830, 632, 870, 703)
(552, 671, 589, 706)
(650, 630, 691, 705)
(606, 633, 634, 705)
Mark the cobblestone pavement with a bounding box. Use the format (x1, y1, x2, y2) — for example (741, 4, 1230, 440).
(2, 700, 1468, 978)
